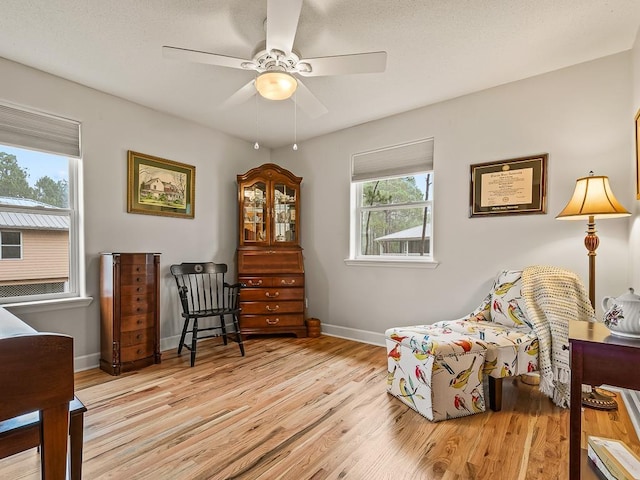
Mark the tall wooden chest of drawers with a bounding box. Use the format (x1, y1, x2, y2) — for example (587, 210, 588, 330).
(99, 252, 161, 375)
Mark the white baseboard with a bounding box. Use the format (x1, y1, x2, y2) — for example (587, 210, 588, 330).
(160, 334, 181, 352)
(74, 353, 101, 372)
(320, 323, 386, 347)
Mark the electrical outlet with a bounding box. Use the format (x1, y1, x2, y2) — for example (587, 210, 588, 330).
(305, 297, 308, 308)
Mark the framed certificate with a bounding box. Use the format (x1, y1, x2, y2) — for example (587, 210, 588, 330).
(469, 154, 547, 217)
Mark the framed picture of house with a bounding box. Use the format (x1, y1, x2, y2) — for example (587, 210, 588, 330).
(636, 109, 640, 200)
(127, 151, 195, 218)
(469, 154, 547, 217)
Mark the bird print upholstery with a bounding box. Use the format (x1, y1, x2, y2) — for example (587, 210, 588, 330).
(385, 269, 540, 422)
(386, 326, 487, 422)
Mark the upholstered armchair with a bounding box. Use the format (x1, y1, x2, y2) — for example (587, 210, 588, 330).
(386, 265, 595, 421)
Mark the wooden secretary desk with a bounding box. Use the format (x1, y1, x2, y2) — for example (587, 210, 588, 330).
(236, 164, 307, 337)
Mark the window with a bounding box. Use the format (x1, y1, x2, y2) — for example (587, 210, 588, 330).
(1, 231, 22, 259)
(0, 102, 82, 304)
(349, 138, 434, 264)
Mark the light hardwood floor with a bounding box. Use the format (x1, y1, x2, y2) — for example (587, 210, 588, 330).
(1, 334, 639, 479)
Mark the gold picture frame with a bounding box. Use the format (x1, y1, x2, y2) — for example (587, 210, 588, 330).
(469, 154, 548, 217)
(635, 109, 640, 200)
(127, 151, 195, 218)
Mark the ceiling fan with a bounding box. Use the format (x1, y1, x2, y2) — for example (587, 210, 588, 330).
(162, 0, 387, 119)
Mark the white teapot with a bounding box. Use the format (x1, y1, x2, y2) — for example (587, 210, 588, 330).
(602, 288, 640, 338)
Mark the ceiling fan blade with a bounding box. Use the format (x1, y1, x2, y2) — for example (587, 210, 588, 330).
(294, 79, 328, 119)
(162, 46, 249, 70)
(298, 51, 387, 77)
(218, 80, 257, 110)
(266, 0, 303, 55)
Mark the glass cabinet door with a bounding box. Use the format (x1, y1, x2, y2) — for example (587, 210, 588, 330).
(273, 182, 298, 243)
(242, 182, 267, 243)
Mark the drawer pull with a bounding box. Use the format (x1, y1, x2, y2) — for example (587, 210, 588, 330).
(281, 279, 296, 285)
(135, 267, 141, 272)
(266, 305, 280, 312)
(265, 291, 279, 298)
(266, 318, 280, 325)
(137, 319, 143, 325)
(267, 250, 276, 254)
(136, 277, 143, 283)
(136, 334, 143, 340)
(248, 279, 263, 286)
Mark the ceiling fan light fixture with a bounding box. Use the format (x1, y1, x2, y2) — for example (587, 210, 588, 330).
(255, 71, 297, 100)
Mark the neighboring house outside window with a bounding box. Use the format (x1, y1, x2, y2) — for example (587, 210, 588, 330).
(0, 198, 70, 298)
(348, 138, 435, 265)
(0, 102, 82, 304)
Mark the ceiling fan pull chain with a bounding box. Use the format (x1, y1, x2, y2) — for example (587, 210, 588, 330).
(254, 84, 260, 150)
(293, 90, 298, 151)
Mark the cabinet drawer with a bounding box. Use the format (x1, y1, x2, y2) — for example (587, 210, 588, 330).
(239, 275, 304, 288)
(273, 275, 304, 287)
(241, 314, 305, 328)
(241, 276, 268, 288)
(241, 288, 303, 301)
(121, 327, 155, 347)
(119, 254, 157, 265)
(240, 301, 304, 315)
(121, 294, 155, 316)
(121, 264, 154, 277)
(121, 272, 155, 287)
(121, 313, 155, 332)
(121, 283, 152, 296)
(121, 342, 154, 362)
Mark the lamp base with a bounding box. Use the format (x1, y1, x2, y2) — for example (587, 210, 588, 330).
(582, 388, 618, 410)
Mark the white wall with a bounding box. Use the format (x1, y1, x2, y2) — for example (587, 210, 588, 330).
(274, 52, 634, 345)
(0, 57, 269, 369)
(629, 30, 640, 288)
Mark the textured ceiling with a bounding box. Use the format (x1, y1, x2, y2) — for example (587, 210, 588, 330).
(0, 0, 639, 148)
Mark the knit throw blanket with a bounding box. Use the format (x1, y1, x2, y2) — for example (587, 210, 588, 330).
(521, 265, 596, 408)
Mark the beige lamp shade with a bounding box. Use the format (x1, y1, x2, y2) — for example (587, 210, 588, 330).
(255, 71, 297, 100)
(556, 173, 630, 220)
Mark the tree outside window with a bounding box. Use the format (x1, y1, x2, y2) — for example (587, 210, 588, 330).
(358, 172, 433, 257)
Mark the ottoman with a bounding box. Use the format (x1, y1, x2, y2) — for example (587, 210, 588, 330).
(386, 325, 487, 422)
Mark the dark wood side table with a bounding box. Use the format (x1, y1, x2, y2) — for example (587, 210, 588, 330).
(569, 320, 640, 479)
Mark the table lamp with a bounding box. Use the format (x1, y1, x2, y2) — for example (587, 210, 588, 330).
(556, 171, 630, 409)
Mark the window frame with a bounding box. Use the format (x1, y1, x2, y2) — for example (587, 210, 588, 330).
(0, 230, 22, 260)
(348, 171, 436, 267)
(0, 101, 88, 307)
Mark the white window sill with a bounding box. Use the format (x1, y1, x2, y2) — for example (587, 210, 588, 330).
(344, 258, 440, 268)
(2, 296, 94, 314)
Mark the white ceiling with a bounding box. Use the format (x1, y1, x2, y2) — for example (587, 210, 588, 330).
(1, 0, 639, 149)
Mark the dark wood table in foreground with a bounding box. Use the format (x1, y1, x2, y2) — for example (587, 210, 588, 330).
(569, 320, 640, 479)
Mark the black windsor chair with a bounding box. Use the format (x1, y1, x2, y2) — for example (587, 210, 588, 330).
(170, 262, 245, 366)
